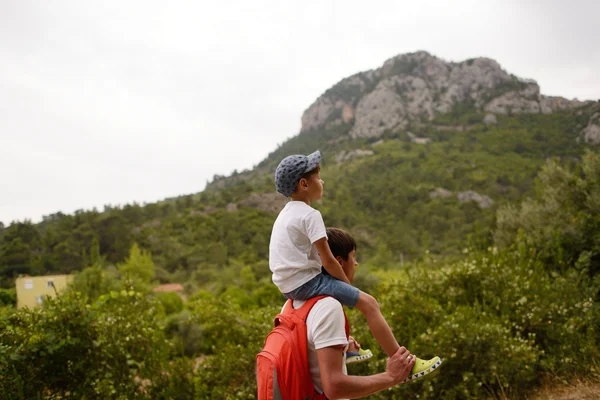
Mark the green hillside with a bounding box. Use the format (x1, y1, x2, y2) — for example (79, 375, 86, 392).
(1, 52, 599, 398)
(2, 149, 598, 399)
(2, 101, 596, 289)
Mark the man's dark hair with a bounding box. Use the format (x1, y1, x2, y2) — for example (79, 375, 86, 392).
(326, 227, 356, 260)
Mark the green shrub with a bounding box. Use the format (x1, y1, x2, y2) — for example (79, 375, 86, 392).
(190, 298, 278, 397)
(156, 291, 184, 315)
(250, 281, 285, 308)
(0, 288, 15, 307)
(346, 244, 600, 399)
(146, 357, 198, 400)
(495, 150, 600, 275)
(164, 310, 205, 356)
(0, 289, 171, 399)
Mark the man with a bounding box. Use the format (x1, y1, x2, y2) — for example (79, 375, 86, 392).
(295, 227, 417, 399)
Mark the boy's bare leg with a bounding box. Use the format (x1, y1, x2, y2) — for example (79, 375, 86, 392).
(355, 291, 400, 357)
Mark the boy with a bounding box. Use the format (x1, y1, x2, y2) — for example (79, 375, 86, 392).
(269, 150, 441, 380)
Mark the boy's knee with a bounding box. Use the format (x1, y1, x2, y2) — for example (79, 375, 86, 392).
(359, 292, 380, 313)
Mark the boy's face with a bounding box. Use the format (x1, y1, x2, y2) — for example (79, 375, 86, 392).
(301, 169, 324, 201)
(338, 249, 358, 283)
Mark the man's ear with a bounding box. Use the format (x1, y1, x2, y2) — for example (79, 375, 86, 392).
(335, 255, 344, 264)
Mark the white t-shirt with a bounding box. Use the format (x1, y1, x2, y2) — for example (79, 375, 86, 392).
(289, 297, 349, 397)
(270, 201, 327, 293)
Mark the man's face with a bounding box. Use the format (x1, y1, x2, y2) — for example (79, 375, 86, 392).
(339, 249, 358, 283)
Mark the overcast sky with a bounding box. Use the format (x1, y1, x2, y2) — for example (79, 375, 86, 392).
(1, 0, 599, 225)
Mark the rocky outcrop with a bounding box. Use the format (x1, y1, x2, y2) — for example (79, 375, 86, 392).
(457, 190, 494, 209)
(429, 188, 453, 199)
(300, 51, 589, 139)
(429, 188, 493, 209)
(224, 203, 238, 212)
(484, 82, 541, 114)
(240, 192, 288, 214)
(432, 125, 470, 131)
(407, 132, 431, 144)
(483, 113, 497, 125)
(349, 78, 409, 138)
(541, 96, 587, 114)
(301, 73, 374, 131)
(335, 149, 374, 163)
(581, 112, 600, 145)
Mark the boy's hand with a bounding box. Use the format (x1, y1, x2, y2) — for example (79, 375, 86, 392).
(386, 347, 415, 384)
(347, 336, 361, 352)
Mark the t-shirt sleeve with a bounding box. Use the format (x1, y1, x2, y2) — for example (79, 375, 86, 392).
(304, 210, 327, 244)
(308, 298, 348, 350)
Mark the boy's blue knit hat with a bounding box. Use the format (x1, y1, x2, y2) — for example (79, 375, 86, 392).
(275, 150, 321, 197)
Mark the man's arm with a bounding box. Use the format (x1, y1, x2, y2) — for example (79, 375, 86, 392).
(317, 346, 415, 400)
(314, 237, 351, 284)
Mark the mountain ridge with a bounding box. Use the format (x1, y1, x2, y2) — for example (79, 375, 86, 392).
(301, 51, 591, 138)
(204, 51, 598, 192)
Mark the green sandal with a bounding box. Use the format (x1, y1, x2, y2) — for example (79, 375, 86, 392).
(346, 348, 373, 364)
(403, 356, 442, 383)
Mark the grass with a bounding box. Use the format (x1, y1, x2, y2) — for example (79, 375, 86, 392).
(529, 379, 600, 400)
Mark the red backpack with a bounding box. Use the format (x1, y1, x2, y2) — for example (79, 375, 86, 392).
(256, 295, 349, 400)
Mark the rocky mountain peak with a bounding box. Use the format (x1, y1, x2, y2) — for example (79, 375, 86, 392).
(300, 51, 589, 139)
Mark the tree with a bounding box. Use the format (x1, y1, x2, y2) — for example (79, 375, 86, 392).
(0, 222, 43, 279)
(2, 221, 41, 248)
(71, 264, 120, 301)
(494, 150, 600, 274)
(0, 238, 34, 277)
(240, 265, 257, 293)
(118, 243, 155, 288)
(96, 213, 133, 263)
(89, 238, 104, 267)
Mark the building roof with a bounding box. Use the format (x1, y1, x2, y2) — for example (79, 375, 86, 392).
(152, 283, 184, 293)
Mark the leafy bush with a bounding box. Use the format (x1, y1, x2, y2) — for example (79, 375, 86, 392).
(189, 297, 278, 398)
(495, 150, 600, 275)
(0, 289, 171, 399)
(164, 310, 205, 356)
(0, 288, 15, 307)
(156, 291, 184, 315)
(347, 244, 600, 399)
(145, 356, 198, 400)
(71, 264, 121, 301)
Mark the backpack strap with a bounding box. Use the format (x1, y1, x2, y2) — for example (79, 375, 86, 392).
(271, 296, 348, 400)
(276, 295, 329, 326)
(293, 295, 329, 320)
(278, 295, 350, 338)
(343, 309, 350, 339)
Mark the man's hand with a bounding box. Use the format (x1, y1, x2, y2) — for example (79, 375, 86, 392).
(386, 347, 416, 384)
(319, 345, 417, 399)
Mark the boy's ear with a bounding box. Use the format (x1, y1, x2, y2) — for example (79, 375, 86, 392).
(298, 177, 308, 190)
(335, 255, 344, 264)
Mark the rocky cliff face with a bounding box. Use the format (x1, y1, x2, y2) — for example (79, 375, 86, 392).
(581, 111, 600, 145)
(300, 51, 589, 139)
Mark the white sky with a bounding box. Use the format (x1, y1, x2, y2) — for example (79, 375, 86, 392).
(1, 0, 599, 225)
